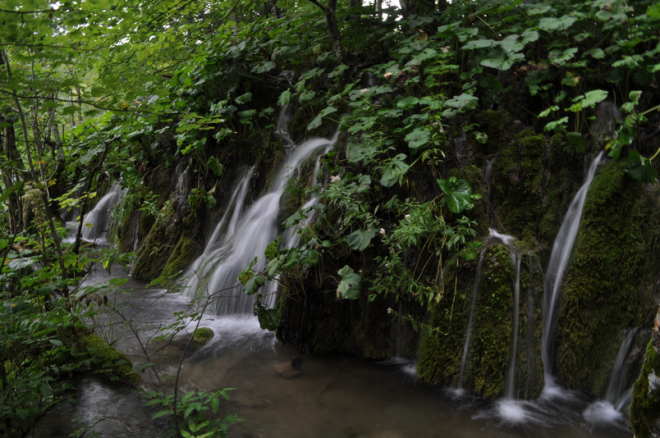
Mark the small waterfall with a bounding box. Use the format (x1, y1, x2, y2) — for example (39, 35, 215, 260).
(182, 167, 254, 298)
(582, 329, 636, 424)
(82, 182, 123, 241)
(504, 252, 522, 399)
(182, 132, 338, 314)
(485, 157, 497, 226)
(458, 251, 486, 388)
(274, 104, 294, 147)
(542, 151, 603, 388)
(605, 329, 637, 404)
(525, 253, 535, 399)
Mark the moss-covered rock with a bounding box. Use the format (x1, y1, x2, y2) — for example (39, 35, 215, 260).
(79, 334, 141, 386)
(131, 203, 182, 281)
(161, 236, 199, 280)
(193, 327, 215, 345)
(555, 159, 660, 395)
(630, 328, 660, 438)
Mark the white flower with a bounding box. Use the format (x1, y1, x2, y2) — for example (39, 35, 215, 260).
(360, 88, 370, 95)
(379, 228, 386, 235)
(404, 214, 411, 219)
(387, 307, 393, 314)
(384, 72, 393, 79)
(330, 175, 341, 183)
(385, 263, 389, 268)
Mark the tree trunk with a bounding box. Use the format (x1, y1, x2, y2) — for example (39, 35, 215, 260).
(307, 0, 344, 61)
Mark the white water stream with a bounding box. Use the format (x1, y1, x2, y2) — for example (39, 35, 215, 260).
(542, 152, 604, 390)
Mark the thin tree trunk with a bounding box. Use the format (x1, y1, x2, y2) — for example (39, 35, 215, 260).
(307, 0, 344, 61)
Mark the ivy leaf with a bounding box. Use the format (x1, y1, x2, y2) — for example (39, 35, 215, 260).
(278, 90, 292, 106)
(549, 47, 578, 66)
(345, 228, 377, 252)
(336, 266, 361, 299)
(347, 141, 379, 163)
(251, 61, 276, 73)
(254, 302, 281, 331)
(7, 258, 38, 270)
(566, 132, 586, 153)
(539, 16, 578, 31)
(207, 157, 223, 177)
(307, 106, 337, 130)
(437, 177, 475, 213)
(404, 127, 430, 150)
(625, 150, 658, 182)
(397, 96, 420, 110)
(380, 154, 410, 187)
(445, 93, 478, 110)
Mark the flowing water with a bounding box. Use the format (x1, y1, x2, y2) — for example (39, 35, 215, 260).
(542, 152, 604, 389)
(82, 182, 123, 241)
(36, 262, 633, 438)
(457, 251, 485, 389)
(181, 133, 337, 315)
(504, 252, 522, 400)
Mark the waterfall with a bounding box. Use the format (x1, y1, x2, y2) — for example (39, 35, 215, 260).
(605, 329, 637, 404)
(182, 167, 254, 300)
(181, 131, 338, 315)
(525, 253, 535, 399)
(82, 182, 123, 241)
(458, 251, 486, 388)
(504, 252, 522, 399)
(542, 152, 603, 388)
(582, 329, 637, 424)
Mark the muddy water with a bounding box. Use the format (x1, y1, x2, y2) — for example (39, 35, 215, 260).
(36, 263, 632, 438)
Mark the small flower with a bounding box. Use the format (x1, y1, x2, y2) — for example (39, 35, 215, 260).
(360, 88, 370, 95)
(385, 263, 389, 268)
(384, 72, 393, 79)
(359, 269, 363, 273)
(330, 175, 341, 183)
(379, 228, 386, 235)
(404, 214, 411, 219)
(387, 307, 393, 314)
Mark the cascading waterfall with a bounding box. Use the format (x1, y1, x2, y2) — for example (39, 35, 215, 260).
(525, 253, 535, 399)
(458, 251, 486, 388)
(182, 167, 254, 299)
(82, 182, 123, 241)
(583, 329, 637, 423)
(181, 124, 338, 314)
(542, 152, 603, 389)
(504, 251, 522, 400)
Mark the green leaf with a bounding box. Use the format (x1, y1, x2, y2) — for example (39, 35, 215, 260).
(278, 90, 292, 106)
(404, 127, 431, 150)
(397, 96, 420, 110)
(583, 48, 605, 59)
(566, 132, 587, 153)
(544, 117, 569, 131)
(251, 61, 277, 74)
(463, 39, 498, 50)
(445, 93, 478, 110)
(307, 106, 337, 131)
(299, 90, 316, 103)
(7, 257, 38, 270)
(625, 150, 658, 182)
(539, 16, 578, 31)
(265, 236, 281, 260)
(549, 47, 578, 65)
(336, 266, 361, 299)
(437, 177, 475, 213)
(345, 228, 377, 252)
(254, 302, 281, 331)
(648, 3, 660, 18)
(380, 154, 410, 187)
(207, 157, 223, 177)
(346, 141, 379, 163)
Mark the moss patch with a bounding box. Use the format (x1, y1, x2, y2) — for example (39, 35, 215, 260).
(193, 327, 215, 345)
(79, 334, 141, 386)
(630, 338, 660, 438)
(555, 160, 660, 395)
(161, 236, 199, 280)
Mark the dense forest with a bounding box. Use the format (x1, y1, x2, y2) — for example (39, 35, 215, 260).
(2, 0, 660, 436)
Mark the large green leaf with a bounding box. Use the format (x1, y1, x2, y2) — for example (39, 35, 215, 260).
(404, 127, 430, 150)
(336, 266, 361, 299)
(380, 154, 410, 187)
(307, 106, 338, 130)
(254, 302, 281, 331)
(445, 93, 478, 110)
(539, 16, 578, 31)
(345, 228, 377, 252)
(625, 150, 658, 183)
(437, 177, 475, 213)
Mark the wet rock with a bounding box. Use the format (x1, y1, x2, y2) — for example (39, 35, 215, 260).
(274, 361, 302, 379)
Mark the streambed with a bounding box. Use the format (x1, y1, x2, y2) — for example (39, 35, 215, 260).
(35, 262, 632, 438)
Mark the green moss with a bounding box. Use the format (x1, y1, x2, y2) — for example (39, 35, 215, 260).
(473, 110, 521, 157)
(193, 327, 215, 345)
(132, 204, 181, 281)
(630, 339, 660, 437)
(555, 160, 660, 395)
(79, 334, 141, 386)
(161, 236, 199, 280)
